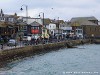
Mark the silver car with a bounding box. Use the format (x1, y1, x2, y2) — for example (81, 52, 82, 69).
(7, 39, 17, 46)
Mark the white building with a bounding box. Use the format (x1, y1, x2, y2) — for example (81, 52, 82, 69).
(0, 9, 17, 23)
(18, 17, 43, 25)
(60, 22, 72, 34)
(48, 23, 56, 35)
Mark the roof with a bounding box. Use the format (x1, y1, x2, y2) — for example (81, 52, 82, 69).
(0, 24, 7, 27)
(64, 22, 72, 27)
(58, 20, 65, 24)
(0, 22, 7, 27)
(54, 20, 65, 24)
(0, 21, 17, 27)
(30, 21, 41, 26)
(70, 16, 98, 22)
(71, 19, 97, 26)
(0, 14, 18, 18)
(0, 9, 19, 19)
(43, 18, 51, 25)
(17, 22, 27, 26)
(22, 17, 41, 19)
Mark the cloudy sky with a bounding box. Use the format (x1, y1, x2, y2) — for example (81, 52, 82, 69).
(0, 0, 100, 21)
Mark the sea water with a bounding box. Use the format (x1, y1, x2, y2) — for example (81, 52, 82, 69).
(0, 44, 100, 75)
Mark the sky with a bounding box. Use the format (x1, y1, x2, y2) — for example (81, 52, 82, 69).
(0, 0, 100, 21)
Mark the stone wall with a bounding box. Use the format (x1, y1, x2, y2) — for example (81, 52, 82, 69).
(0, 39, 89, 64)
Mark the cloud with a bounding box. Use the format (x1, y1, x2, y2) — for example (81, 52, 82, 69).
(18, 8, 43, 18)
(0, 0, 100, 20)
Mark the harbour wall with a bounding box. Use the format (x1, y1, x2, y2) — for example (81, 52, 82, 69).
(0, 39, 89, 65)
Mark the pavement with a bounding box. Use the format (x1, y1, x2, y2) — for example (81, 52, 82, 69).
(0, 44, 24, 51)
(0, 40, 65, 51)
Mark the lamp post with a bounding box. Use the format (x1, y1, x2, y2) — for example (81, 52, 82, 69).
(20, 4, 28, 23)
(20, 4, 28, 46)
(39, 12, 45, 43)
(58, 17, 59, 35)
(57, 17, 60, 41)
(39, 12, 45, 27)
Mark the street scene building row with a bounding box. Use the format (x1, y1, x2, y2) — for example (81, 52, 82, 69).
(0, 9, 100, 44)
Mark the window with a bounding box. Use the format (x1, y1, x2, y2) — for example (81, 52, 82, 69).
(23, 26, 27, 31)
(78, 30, 82, 33)
(34, 27, 37, 29)
(0, 18, 5, 21)
(31, 26, 39, 30)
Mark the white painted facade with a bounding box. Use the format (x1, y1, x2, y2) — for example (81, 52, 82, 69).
(60, 26, 72, 30)
(76, 28, 83, 38)
(49, 23, 56, 30)
(60, 23, 72, 34)
(48, 23, 56, 35)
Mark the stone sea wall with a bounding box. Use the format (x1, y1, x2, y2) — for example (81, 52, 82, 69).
(0, 39, 89, 63)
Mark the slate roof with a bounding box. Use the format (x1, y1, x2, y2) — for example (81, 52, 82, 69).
(0, 9, 19, 21)
(70, 16, 98, 26)
(0, 22, 7, 27)
(0, 14, 19, 18)
(17, 22, 27, 26)
(53, 20, 65, 24)
(70, 16, 98, 22)
(30, 21, 41, 26)
(64, 21, 72, 27)
(43, 18, 51, 25)
(77, 19, 97, 25)
(71, 19, 97, 26)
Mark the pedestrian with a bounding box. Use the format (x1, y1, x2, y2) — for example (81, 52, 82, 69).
(1, 44, 3, 50)
(27, 36, 31, 45)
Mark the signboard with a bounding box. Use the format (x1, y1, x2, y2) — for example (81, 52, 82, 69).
(31, 29, 39, 34)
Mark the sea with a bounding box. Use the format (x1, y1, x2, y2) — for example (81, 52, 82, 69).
(0, 44, 100, 75)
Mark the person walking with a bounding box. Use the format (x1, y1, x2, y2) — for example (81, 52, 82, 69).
(1, 44, 3, 50)
(0, 38, 4, 50)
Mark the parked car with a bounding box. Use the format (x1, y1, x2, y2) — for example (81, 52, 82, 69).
(54, 33, 63, 39)
(0, 37, 4, 44)
(22, 36, 32, 45)
(22, 36, 28, 41)
(7, 39, 17, 46)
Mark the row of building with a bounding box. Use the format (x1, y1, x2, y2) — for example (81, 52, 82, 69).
(0, 9, 100, 41)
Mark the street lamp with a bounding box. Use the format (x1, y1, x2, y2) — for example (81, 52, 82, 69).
(58, 17, 59, 34)
(20, 4, 28, 23)
(39, 12, 45, 27)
